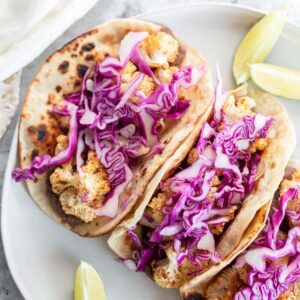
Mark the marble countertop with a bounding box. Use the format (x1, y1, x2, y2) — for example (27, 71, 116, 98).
(0, 0, 298, 299)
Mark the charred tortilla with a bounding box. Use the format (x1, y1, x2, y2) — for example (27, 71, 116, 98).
(17, 19, 213, 236)
(109, 85, 296, 291)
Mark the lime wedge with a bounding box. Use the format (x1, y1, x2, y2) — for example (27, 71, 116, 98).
(74, 261, 106, 300)
(249, 63, 300, 100)
(233, 7, 287, 85)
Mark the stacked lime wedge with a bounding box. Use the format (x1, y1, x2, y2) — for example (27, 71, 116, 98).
(233, 7, 287, 85)
(249, 63, 300, 100)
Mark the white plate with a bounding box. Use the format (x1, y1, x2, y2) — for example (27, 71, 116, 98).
(2, 3, 300, 300)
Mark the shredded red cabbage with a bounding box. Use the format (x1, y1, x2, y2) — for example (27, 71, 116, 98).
(12, 31, 205, 218)
(125, 69, 274, 275)
(234, 187, 300, 300)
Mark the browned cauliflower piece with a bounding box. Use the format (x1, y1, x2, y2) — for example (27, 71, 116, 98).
(223, 95, 269, 155)
(50, 136, 110, 223)
(50, 136, 79, 194)
(223, 95, 255, 122)
(137, 74, 155, 98)
(152, 249, 183, 288)
(120, 61, 137, 83)
(155, 66, 179, 84)
(54, 135, 68, 154)
(120, 61, 155, 103)
(50, 135, 79, 194)
(152, 248, 205, 288)
(236, 96, 255, 115)
(209, 205, 238, 235)
(139, 32, 179, 68)
(279, 179, 295, 197)
(207, 175, 221, 202)
(59, 187, 96, 223)
(248, 138, 269, 154)
(206, 267, 244, 300)
(291, 169, 300, 182)
(50, 160, 80, 195)
(82, 151, 110, 204)
(187, 147, 198, 165)
(147, 191, 170, 225)
(280, 169, 300, 196)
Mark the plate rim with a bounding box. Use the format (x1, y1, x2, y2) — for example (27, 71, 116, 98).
(2, 2, 300, 299)
(136, 1, 300, 29)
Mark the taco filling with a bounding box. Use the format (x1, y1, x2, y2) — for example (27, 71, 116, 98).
(206, 167, 300, 300)
(121, 73, 275, 288)
(12, 30, 206, 223)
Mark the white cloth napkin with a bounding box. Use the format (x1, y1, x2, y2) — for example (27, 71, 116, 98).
(0, 0, 99, 139)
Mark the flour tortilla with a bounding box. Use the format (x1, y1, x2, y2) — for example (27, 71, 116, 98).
(108, 85, 296, 292)
(181, 159, 300, 299)
(18, 19, 213, 236)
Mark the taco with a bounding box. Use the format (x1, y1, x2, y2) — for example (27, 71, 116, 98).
(200, 160, 300, 300)
(108, 78, 296, 290)
(12, 19, 213, 236)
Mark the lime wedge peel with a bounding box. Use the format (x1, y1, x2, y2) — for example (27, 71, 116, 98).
(74, 260, 106, 300)
(249, 63, 300, 100)
(233, 6, 288, 85)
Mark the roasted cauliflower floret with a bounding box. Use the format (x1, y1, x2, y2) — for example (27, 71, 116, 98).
(187, 148, 198, 165)
(290, 169, 300, 182)
(121, 61, 155, 102)
(209, 205, 238, 235)
(155, 66, 179, 84)
(280, 169, 300, 196)
(59, 187, 96, 223)
(50, 161, 80, 195)
(139, 32, 179, 68)
(207, 175, 221, 202)
(248, 138, 269, 154)
(50, 135, 80, 194)
(152, 248, 204, 288)
(236, 96, 255, 114)
(147, 191, 170, 225)
(223, 95, 255, 122)
(152, 248, 183, 288)
(50, 136, 110, 223)
(120, 61, 137, 83)
(82, 151, 110, 203)
(206, 267, 244, 300)
(280, 179, 295, 196)
(137, 74, 155, 98)
(54, 135, 68, 153)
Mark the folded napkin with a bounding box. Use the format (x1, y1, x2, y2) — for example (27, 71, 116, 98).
(0, 0, 99, 139)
